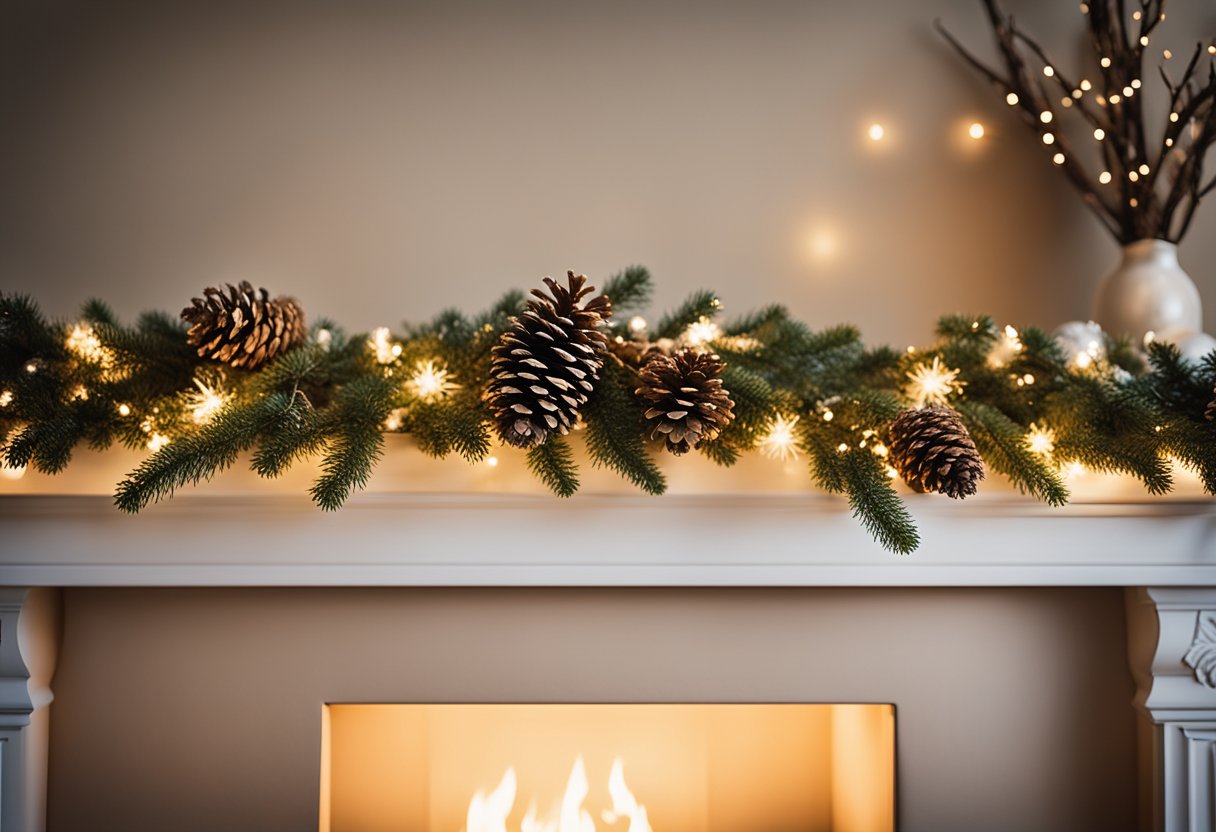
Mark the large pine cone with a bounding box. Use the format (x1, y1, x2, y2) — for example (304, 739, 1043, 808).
(637, 349, 735, 455)
(181, 282, 306, 370)
(888, 406, 984, 499)
(485, 271, 612, 448)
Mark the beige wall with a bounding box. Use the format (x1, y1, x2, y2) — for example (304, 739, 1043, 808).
(0, 0, 1213, 346)
(47, 588, 1136, 832)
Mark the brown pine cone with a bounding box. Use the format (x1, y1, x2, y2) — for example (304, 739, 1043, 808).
(888, 406, 984, 499)
(181, 282, 306, 370)
(636, 349, 735, 455)
(484, 271, 612, 448)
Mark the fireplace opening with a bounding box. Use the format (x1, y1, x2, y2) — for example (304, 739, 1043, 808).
(320, 704, 895, 832)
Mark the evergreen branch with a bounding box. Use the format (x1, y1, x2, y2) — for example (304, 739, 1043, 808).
(956, 400, 1069, 506)
(114, 393, 297, 512)
(841, 449, 920, 555)
(527, 435, 580, 497)
(598, 266, 653, 314)
(582, 359, 666, 494)
(656, 290, 720, 339)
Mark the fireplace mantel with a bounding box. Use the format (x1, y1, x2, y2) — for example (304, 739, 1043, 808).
(3, 458, 1216, 831)
(0, 492, 1213, 587)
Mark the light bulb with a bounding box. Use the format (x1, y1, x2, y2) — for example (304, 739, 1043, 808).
(1006, 92, 1019, 105)
(968, 122, 986, 140)
(868, 123, 885, 141)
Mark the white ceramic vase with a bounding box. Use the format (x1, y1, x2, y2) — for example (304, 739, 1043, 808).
(1093, 239, 1201, 343)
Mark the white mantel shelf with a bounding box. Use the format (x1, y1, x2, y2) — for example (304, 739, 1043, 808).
(1, 492, 1213, 587)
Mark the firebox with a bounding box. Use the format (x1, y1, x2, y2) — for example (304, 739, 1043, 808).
(320, 704, 895, 832)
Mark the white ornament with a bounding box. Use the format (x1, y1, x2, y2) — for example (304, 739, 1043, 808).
(1167, 331, 1216, 364)
(1094, 239, 1202, 343)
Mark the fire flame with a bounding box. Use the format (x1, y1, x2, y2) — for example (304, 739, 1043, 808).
(466, 756, 652, 832)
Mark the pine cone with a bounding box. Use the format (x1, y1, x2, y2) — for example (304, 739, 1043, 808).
(485, 271, 611, 448)
(888, 406, 984, 499)
(182, 282, 306, 370)
(636, 349, 735, 455)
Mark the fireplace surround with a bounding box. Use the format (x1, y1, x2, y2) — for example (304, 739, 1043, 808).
(0, 447, 1215, 831)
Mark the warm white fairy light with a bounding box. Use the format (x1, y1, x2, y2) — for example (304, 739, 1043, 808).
(65, 323, 116, 371)
(146, 432, 171, 452)
(1039, 110, 1053, 124)
(821, 409, 834, 422)
(1131, 79, 1141, 89)
(836, 442, 849, 453)
(117, 403, 132, 417)
(628, 316, 648, 335)
(1138, 163, 1150, 175)
(383, 408, 407, 431)
(0, 390, 11, 408)
(758, 414, 800, 462)
(485, 455, 499, 468)
(1139, 35, 1149, 46)
(906, 356, 965, 406)
(1025, 424, 1056, 458)
(406, 359, 459, 401)
(1093, 128, 1106, 140)
(1165, 137, 1174, 147)
(369, 327, 402, 364)
(1101, 57, 1112, 68)
(1129, 197, 1139, 207)
(987, 325, 1023, 367)
(868, 123, 886, 141)
(186, 378, 230, 425)
(1109, 93, 1122, 104)
(1129, 170, 1140, 182)
(1043, 65, 1055, 77)
(1080, 79, 1092, 91)
(1169, 112, 1180, 122)
(1042, 132, 1055, 145)
(1210, 45, 1216, 55)
(1052, 153, 1066, 165)
(968, 122, 986, 139)
(1061, 97, 1074, 108)
(71, 385, 89, 401)
(683, 318, 722, 348)
(315, 328, 333, 352)
(1163, 49, 1173, 60)
(1099, 171, 1113, 184)
(1006, 92, 1019, 105)
(1064, 460, 1088, 479)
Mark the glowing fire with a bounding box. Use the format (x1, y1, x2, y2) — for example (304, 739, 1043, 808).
(466, 756, 652, 832)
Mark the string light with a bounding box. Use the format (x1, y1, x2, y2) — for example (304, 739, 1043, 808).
(868, 123, 886, 141)
(1039, 110, 1053, 124)
(906, 356, 965, 406)
(117, 403, 132, 417)
(1138, 163, 1150, 175)
(315, 328, 333, 351)
(758, 414, 800, 462)
(1006, 92, 1019, 105)
(407, 359, 459, 401)
(1053, 153, 1066, 165)
(627, 316, 648, 335)
(1139, 35, 1149, 46)
(0, 390, 11, 408)
(1131, 79, 1141, 89)
(886, 465, 899, 479)
(1080, 79, 1092, 91)
(24, 362, 37, 374)
(1093, 128, 1105, 140)
(836, 442, 849, 453)
(383, 408, 407, 431)
(65, 323, 117, 372)
(968, 122, 986, 140)
(485, 456, 499, 468)
(1169, 112, 1180, 122)
(1123, 86, 1135, 97)
(1025, 424, 1056, 458)
(1165, 138, 1174, 148)
(0, 461, 25, 481)
(186, 378, 230, 425)
(1109, 94, 1121, 104)
(1064, 461, 1087, 479)
(1163, 49, 1173, 60)
(683, 318, 722, 348)
(1128, 170, 1140, 182)
(147, 432, 171, 452)
(1042, 132, 1055, 145)
(1210, 45, 1216, 55)
(1101, 57, 1112, 68)
(988, 325, 1023, 368)
(821, 408, 834, 422)
(369, 327, 402, 364)
(1098, 171, 1113, 184)
(71, 385, 89, 401)
(1043, 65, 1055, 77)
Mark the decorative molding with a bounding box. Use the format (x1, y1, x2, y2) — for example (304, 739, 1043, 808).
(1183, 612, 1216, 689)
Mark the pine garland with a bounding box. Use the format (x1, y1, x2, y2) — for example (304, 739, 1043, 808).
(2, 266, 1215, 555)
